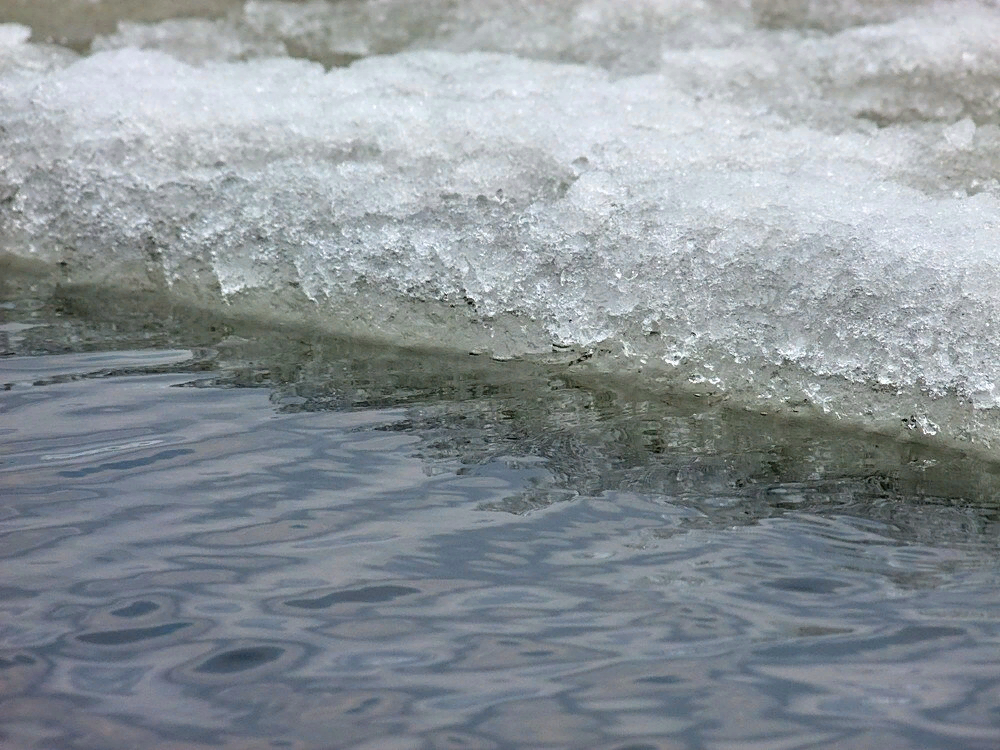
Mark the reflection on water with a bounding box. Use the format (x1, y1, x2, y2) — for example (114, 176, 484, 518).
(2, 284, 1000, 749)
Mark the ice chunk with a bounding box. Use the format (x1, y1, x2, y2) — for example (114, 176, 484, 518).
(0, 0, 247, 50)
(660, 2, 1000, 128)
(92, 18, 287, 65)
(944, 118, 977, 150)
(88, 0, 754, 73)
(0, 24, 31, 47)
(238, 0, 752, 73)
(818, 5, 1000, 126)
(2, 0, 1000, 451)
(751, 0, 934, 31)
(0, 22, 78, 74)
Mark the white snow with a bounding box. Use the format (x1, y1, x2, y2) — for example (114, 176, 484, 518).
(2, 0, 1000, 445)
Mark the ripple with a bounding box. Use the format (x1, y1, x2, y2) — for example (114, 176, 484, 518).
(330, 649, 439, 672)
(284, 584, 420, 609)
(75, 622, 194, 646)
(764, 577, 850, 594)
(195, 646, 287, 675)
(0, 651, 48, 697)
(109, 600, 161, 618)
(171, 641, 308, 686)
(57, 448, 195, 478)
(69, 665, 147, 695)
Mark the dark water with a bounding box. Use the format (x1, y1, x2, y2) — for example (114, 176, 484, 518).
(2, 281, 1000, 750)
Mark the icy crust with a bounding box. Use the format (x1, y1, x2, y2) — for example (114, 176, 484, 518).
(0, 24, 78, 74)
(2, 2, 1000, 446)
(92, 0, 752, 72)
(89, 0, 1000, 117)
(90, 0, 1000, 135)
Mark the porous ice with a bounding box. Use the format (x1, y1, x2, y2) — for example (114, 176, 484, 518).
(2, 0, 1000, 446)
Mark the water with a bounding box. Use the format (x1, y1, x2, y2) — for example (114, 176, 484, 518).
(3, 280, 1000, 749)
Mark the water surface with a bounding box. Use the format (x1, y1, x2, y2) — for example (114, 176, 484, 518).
(2, 284, 1000, 749)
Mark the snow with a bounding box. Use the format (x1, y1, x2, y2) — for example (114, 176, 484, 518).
(2, 0, 1000, 444)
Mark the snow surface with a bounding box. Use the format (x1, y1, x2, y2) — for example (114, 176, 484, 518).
(2, 0, 1000, 446)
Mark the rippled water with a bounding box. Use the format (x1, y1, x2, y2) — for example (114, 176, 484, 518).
(2, 281, 1000, 750)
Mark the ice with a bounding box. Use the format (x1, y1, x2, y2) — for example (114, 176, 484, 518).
(751, 0, 934, 31)
(2, 0, 1000, 448)
(0, 1, 247, 50)
(0, 23, 78, 74)
(0, 23, 29, 46)
(93, 0, 752, 73)
(944, 118, 977, 151)
(91, 18, 286, 65)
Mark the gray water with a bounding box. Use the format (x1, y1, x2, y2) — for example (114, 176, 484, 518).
(2, 280, 1000, 750)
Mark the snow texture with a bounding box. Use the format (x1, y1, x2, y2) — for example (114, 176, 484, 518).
(2, 0, 1000, 445)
